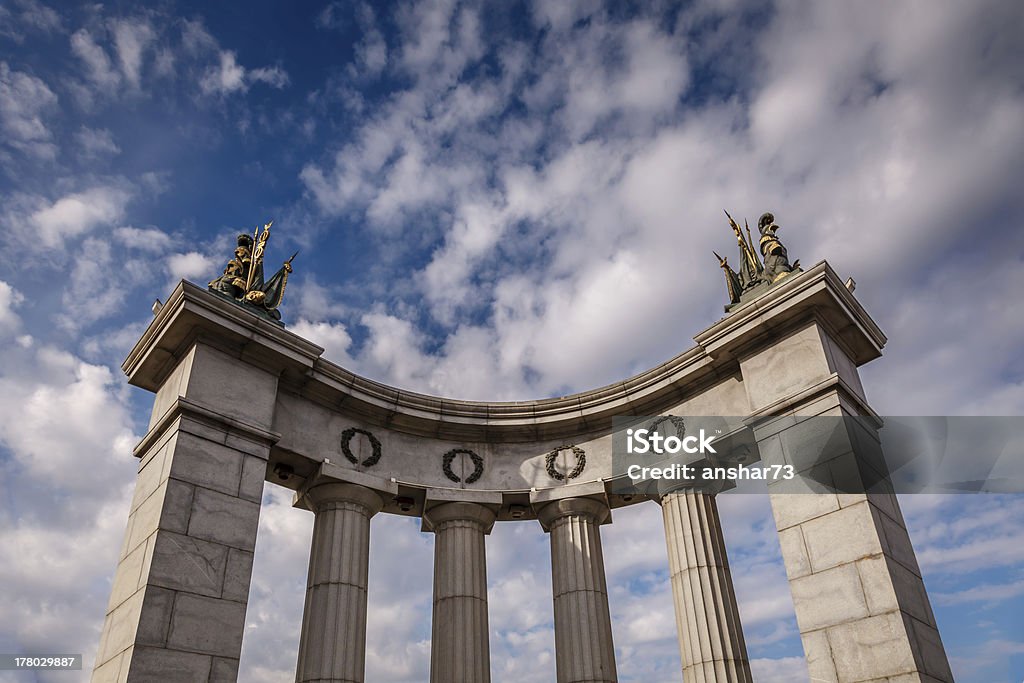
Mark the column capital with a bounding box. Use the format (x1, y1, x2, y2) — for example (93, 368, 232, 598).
(536, 496, 610, 532)
(299, 482, 386, 516)
(423, 501, 497, 534)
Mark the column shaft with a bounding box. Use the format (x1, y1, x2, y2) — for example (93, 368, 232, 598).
(425, 502, 495, 683)
(539, 498, 617, 683)
(661, 490, 752, 683)
(295, 483, 383, 683)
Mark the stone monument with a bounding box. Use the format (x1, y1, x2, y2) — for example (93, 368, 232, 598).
(91, 216, 953, 683)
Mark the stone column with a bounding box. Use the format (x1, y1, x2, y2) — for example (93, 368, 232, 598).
(538, 498, 617, 683)
(423, 502, 496, 683)
(660, 488, 752, 682)
(295, 482, 384, 683)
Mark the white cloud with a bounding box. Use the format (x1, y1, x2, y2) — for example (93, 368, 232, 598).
(0, 342, 137, 673)
(200, 50, 290, 96)
(111, 18, 155, 89)
(201, 50, 247, 95)
(0, 61, 58, 160)
(0, 280, 24, 333)
(0, 0, 62, 42)
(112, 225, 172, 252)
(71, 28, 122, 92)
(249, 65, 289, 89)
(166, 251, 217, 284)
(27, 184, 132, 249)
(289, 319, 354, 367)
(75, 126, 121, 158)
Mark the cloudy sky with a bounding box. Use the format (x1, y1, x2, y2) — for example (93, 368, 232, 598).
(1, 0, 1023, 681)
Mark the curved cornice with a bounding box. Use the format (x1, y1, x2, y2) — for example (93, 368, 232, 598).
(124, 261, 883, 442)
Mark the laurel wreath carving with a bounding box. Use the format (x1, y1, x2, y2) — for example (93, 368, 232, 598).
(545, 444, 586, 481)
(340, 427, 382, 467)
(442, 448, 484, 484)
(645, 415, 686, 438)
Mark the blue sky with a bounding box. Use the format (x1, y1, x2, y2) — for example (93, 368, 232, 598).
(0, 0, 1023, 681)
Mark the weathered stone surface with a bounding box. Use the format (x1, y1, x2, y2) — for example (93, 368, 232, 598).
(210, 657, 240, 682)
(168, 432, 245, 497)
(775, 526, 811, 579)
(222, 548, 255, 602)
(800, 501, 884, 573)
(107, 541, 147, 610)
(827, 612, 917, 681)
(740, 323, 834, 410)
(789, 563, 869, 632)
(147, 531, 228, 598)
(125, 645, 213, 682)
(166, 593, 247, 656)
(767, 491, 840, 531)
(238, 455, 267, 503)
(187, 487, 261, 551)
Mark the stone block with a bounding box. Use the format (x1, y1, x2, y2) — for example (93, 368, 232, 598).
(740, 323, 833, 410)
(768, 491, 840, 531)
(108, 540, 148, 611)
(126, 490, 163, 554)
(148, 352, 193, 430)
(782, 416, 857, 474)
(826, 612, 916, 681)
(130, 442, 170, 513)
(160, 479, 195, 535)
(864, 490, 901, 529)
(789, 563, 869, 632)
(800, 501, 884, 573)
(166, 593, 247, 657)
(97, 588, 145, 664)
(222, 548, 255, 602)
(223, 431, 272, 459)
(238, 455, 267, 503)
(210, 657, 240, 682)
(800, 628, 837, 683)
(168, 432, 244, 497)
(776, 526, 811, 579)
(90, 649, 125, 683)
(135, 586, 175, 647)
(187, 487, 261, 551)
(125, 645, 212, 682)
(874, 507, 922, 577)
(148, 531, 229, 598)
(904, 615, 954, 681)
(184, 345, 278, 429)
(855, 555, 900, 617)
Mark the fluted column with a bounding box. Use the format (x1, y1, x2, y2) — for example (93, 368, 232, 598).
(538, 498, 617, 683)
(423, 501, 496, 683)
(295, 482, 384, 683)
(661, 489, 752, 682)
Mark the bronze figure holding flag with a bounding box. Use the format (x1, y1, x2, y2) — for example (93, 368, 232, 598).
(208, 220, 297, 323)
(714, 210, 800, 312)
